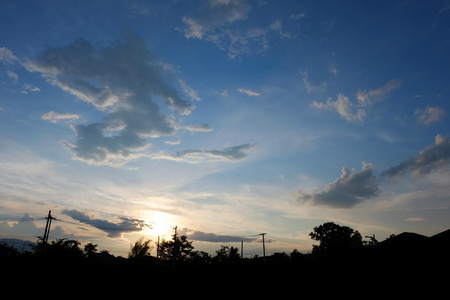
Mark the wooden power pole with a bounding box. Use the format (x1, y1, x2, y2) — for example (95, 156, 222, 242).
(259, 233, 267, 262)
(172, 226, 178, 268)
(43, 210, 54, 244)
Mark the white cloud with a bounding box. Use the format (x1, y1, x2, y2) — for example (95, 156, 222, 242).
(237, 88, 260, 96)
(311, 93, 366, 122)
(415, 105, 446, 126)
(297, 162, 380, 208)
(182, 17, 206, 39)
(41, 111, 80, 123)
(0, 47, 19, 64)
(311, 79, 401, 123)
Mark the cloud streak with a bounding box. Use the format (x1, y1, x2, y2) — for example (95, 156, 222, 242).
(41, 111, 80, 123)
(179, 228, 257, 243)
(237, 88, 260, 96)
(151, 143, 256, 163)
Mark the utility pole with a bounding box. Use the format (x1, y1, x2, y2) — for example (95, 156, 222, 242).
(172, 226, 178, 268)
(259, 233, 267, 262)
(43, 210, 54, 244)
(156, 236, 160, 267)
(241, 240, 244, 262)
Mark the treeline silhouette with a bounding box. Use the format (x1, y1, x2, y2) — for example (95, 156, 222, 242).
(2, 222, 449, 289)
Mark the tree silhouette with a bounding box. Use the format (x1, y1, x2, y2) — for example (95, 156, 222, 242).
(309, 222, 363, 255)
(129, 237, 152, 259)
(158, 235, 194, 264)
(213, 245, 240, 264)
(84, 242, 98, 258)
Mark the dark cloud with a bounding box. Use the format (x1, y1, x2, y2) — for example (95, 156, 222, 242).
(150, 143, 256, 162)
(298, 162, 380, 208)
(62, 209, 148, 238)
(381, 134, 450, 180)
(26, 32, 195, 166)
(179, 228, 256, 243)
(24, 32, 253, 166)
(174, 143, 256, 161)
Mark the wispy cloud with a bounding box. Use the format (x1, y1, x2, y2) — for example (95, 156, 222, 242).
(180, 0, 293, 58)
(415, 106, 446, 126)
(0, 47, 19, 65)
(303, 71, 326, 93)
(237, 88, 260, 96)
(269, 20, 293, 39)
(181, 0, 251, 40)
(6, 70, 18, 83)
(405, 217, 425, 222)
(311, 79, 401, 123)
(356, 79, 401, 106)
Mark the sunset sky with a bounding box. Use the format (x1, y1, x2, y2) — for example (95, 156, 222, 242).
(1, 0, 450, 256)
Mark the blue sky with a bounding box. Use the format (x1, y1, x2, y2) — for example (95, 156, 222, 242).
(1, 0, 450, 256)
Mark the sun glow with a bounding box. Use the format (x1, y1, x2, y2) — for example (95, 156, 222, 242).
(148, 213, 173, 237)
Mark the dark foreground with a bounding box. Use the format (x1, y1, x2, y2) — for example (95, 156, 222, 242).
(3, 229, 450, 295)
(3, 248, 448, 296)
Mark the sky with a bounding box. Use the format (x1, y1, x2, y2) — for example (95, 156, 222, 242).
(1, 0, 450, 256)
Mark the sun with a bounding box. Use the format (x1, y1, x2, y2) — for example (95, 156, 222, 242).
(148, 213, 173, 237)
